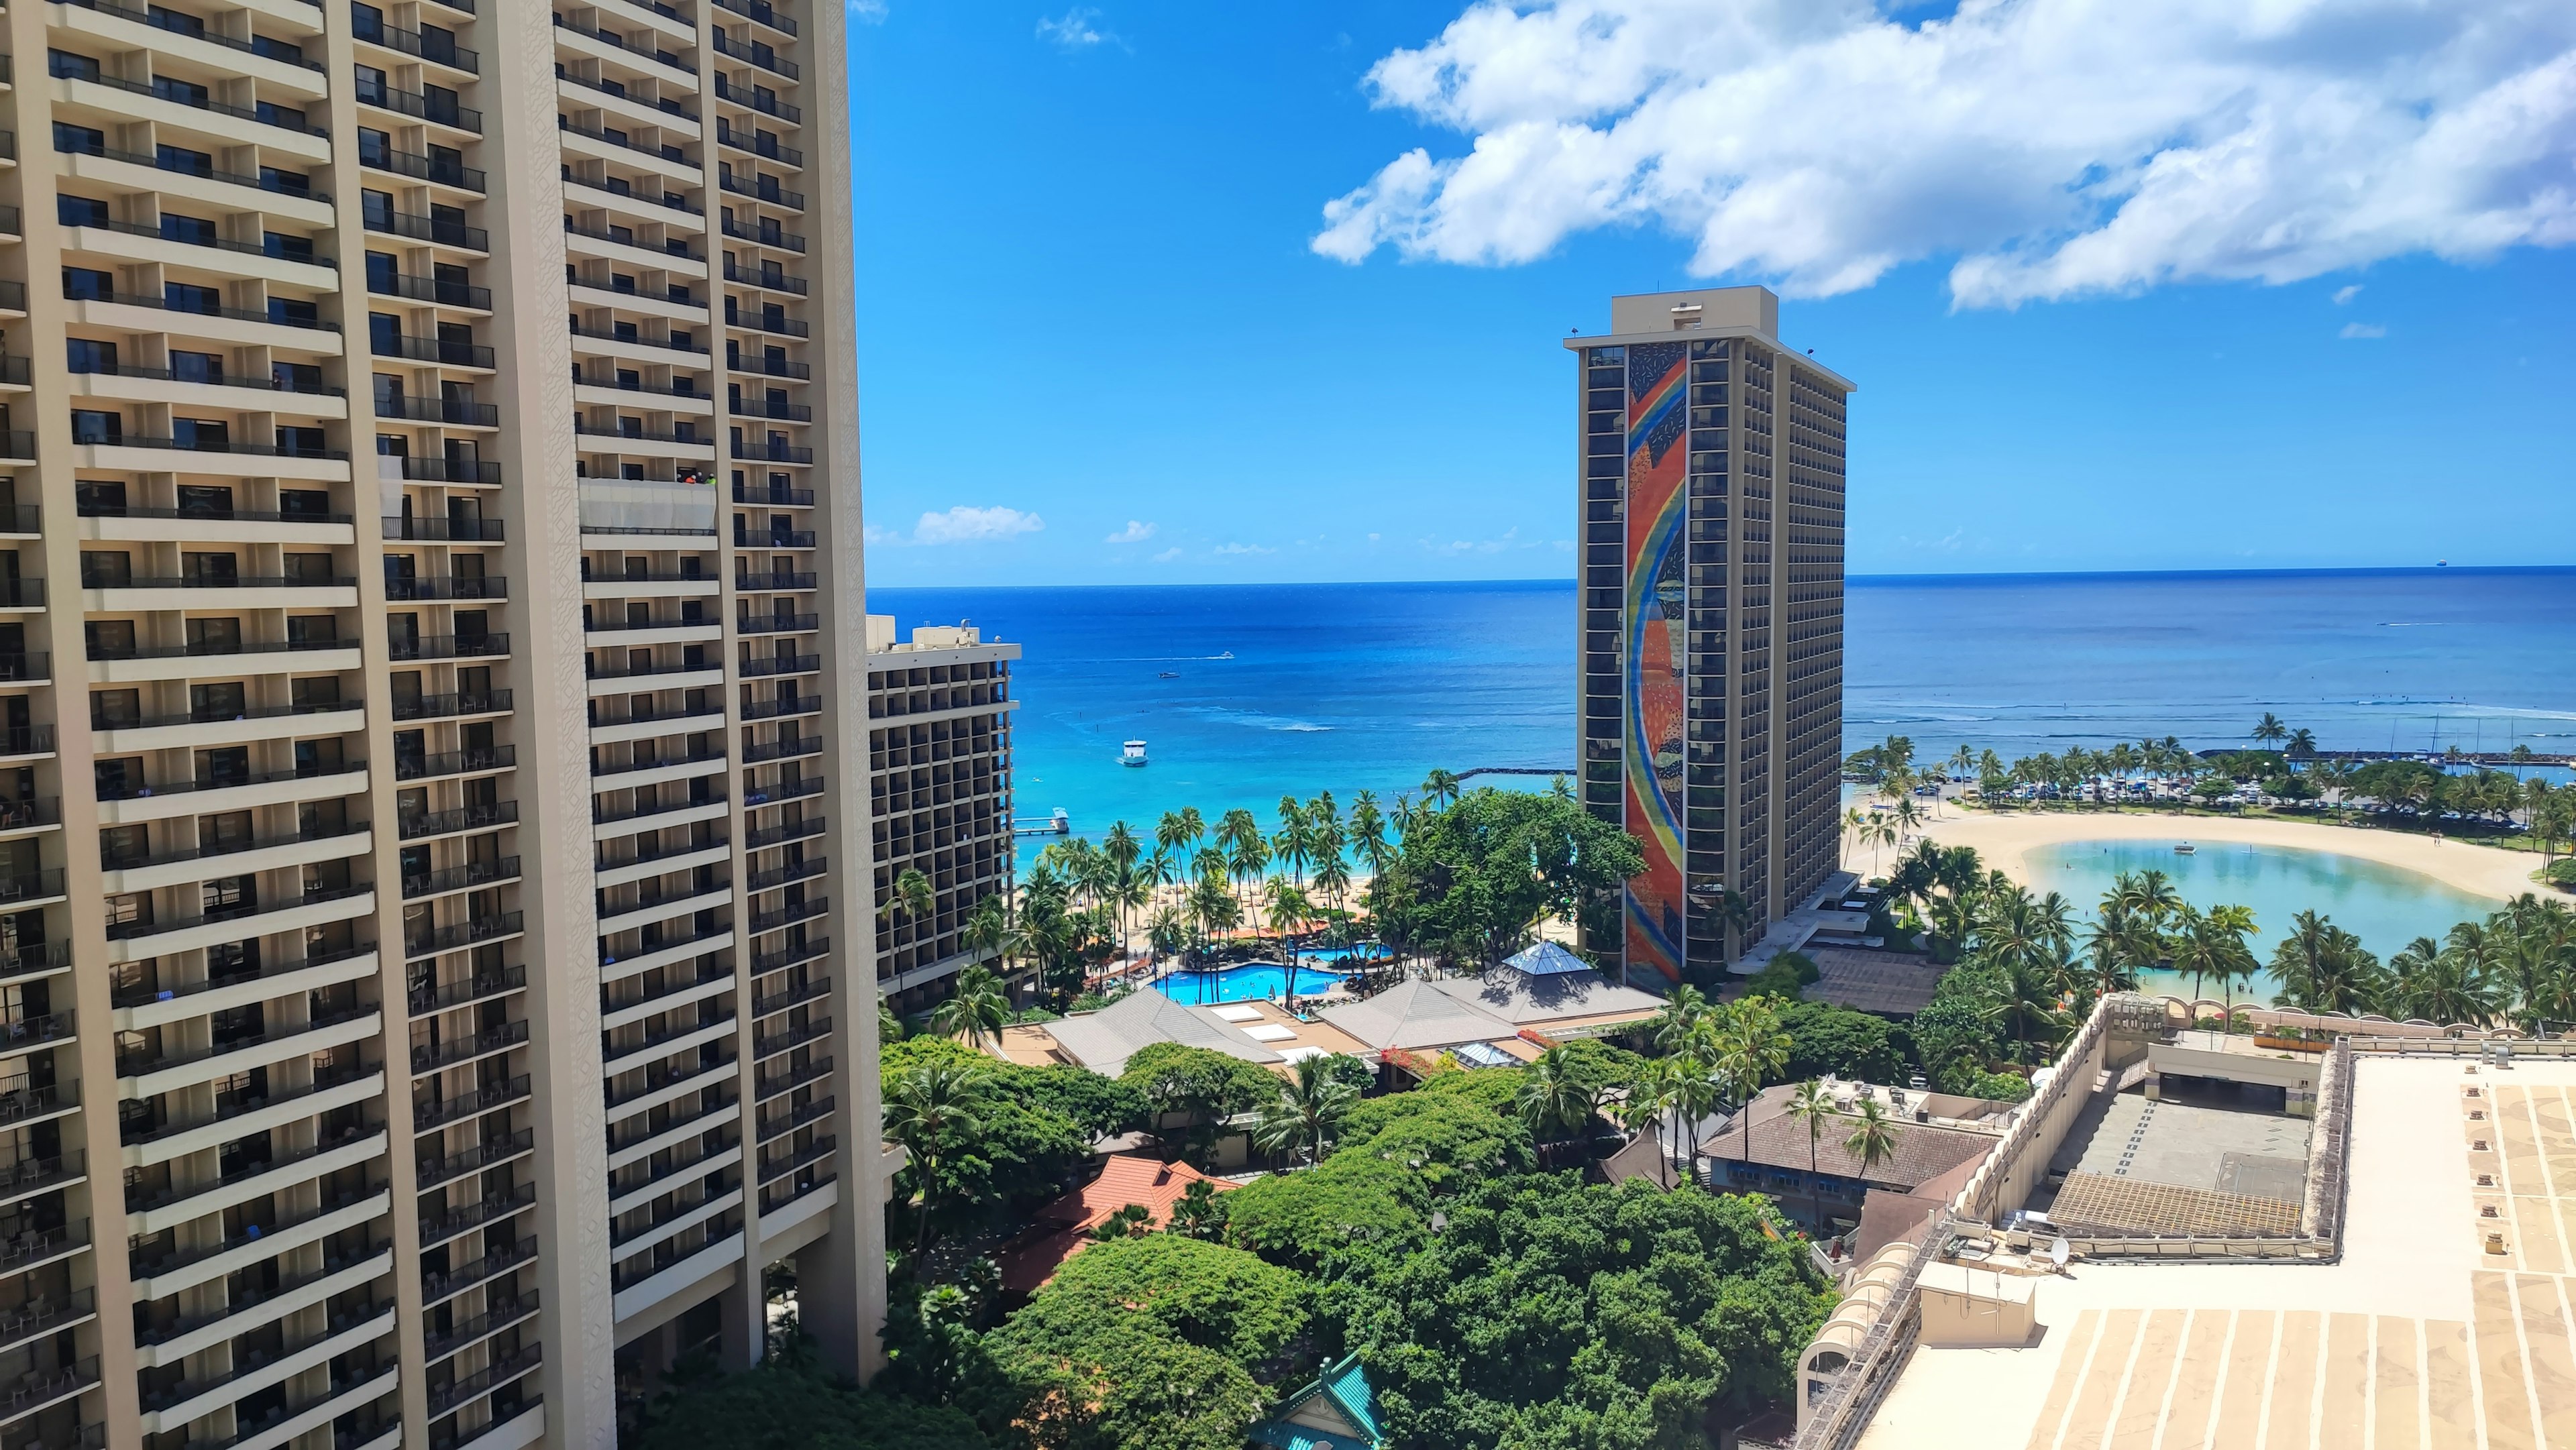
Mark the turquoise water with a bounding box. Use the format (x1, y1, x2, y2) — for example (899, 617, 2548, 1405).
(2019, 839, 2503, 999)
(866, 568, 2576, 869)
(1152, 963, 1348, 1005)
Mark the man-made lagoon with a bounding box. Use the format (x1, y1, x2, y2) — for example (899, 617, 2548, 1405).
(2021, 838, 2502, 999)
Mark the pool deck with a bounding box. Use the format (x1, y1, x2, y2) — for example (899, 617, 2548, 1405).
(1907, 810, 2539, 904)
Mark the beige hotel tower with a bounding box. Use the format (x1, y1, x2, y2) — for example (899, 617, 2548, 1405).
(0, 0, 891, 1446)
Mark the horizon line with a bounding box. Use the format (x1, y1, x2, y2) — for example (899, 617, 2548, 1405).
(867, 561, 2576, 592)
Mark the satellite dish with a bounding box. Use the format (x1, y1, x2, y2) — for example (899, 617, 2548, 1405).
(2047, 1237, 2071, 1270)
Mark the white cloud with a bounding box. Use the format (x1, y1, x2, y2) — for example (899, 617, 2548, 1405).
(1366, 532, 1383, 542)
(863, 522, 900, 544)
(1316, 1, 2576, 307)
(2332, 284, 2364, 305)
(847, 0, 887, 21)
(911, 506, 1044, 545)
(1104, 520, 1157, 545)
(1214, 542, 1275, 556)
(1150, 547, 1185, 563)
(1036, 6, 1115, 50)
(2340, 321, 2389, 339)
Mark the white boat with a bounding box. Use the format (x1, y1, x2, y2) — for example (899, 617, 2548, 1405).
(2174, 842, 2196, 855)
(1121, 740, 1148, 767)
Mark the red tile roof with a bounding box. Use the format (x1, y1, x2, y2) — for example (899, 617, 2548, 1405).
(996, 1154, 1238, 1295)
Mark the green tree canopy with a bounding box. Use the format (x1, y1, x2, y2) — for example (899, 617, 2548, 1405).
(970, 1235, 1313, 1450)
(1327, 1176, 1833, 1449)
(634, 1357, 991, 1450)
(1372, 788, 1646, 966)
(1118, 1042, 1280, 1121)
(1774, 1000, 1904, 1084)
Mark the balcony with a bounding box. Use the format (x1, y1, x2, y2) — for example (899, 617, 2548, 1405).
(426, 1342, 542, 1418)
(718, 171, 804, 213)
(394, 745, 515, 781)
(355, 72, 482, 132)
(54, 134, 330, 205)
(386, 632, 512, 663)
(62, 217, 335, 270)
(72, 431, 350, 463)
(113, 1001, 375, 1078)
(556, 13, 689, 72)
(374, 332, 496, 369)
(61, 0, 327, 70)
(384, 573, 508, 600)
(0, 942, 72, 987)
(376, 394, 499, 425)
(415, 1130, 534, 1194)
(383, 514, 506, 541)
(714, 121, 802, 168)
(0, 872, 66, 908)
(0, 1219, 89, 1275)
(358, 141, 486, 192)
(352, 9, 480, 73)
(120, 1063, 372, 1150)
(710, 31, 798, 78)
(362, 204, 490, 254)
(408, 963, 529, 1017)
(564, 217, 704, 263)
(64, 287, 339, 331)
(68, 68, 328, 137)
(0, 1356, 98, 1423)
(712, 76, 799, 123)
(369, 272, 494, 311)
(99, 761, 365, 805)
(712, 0, 796, 35)
(78, 500, 350, 526)
(396, 801, 521, 840)
(719, 215, 804, 254)
(100, 819, 368, 876)
(421, 1291, 538, 1365)
(389, 689, 515, 723)
(401, 857, 521, 900)
(751, 974, 827, 1017)
(402, 911, 526, 960)
(0, 1288, 97, 1357)
(605, 1051, 735, 1111)
(749, 936, 827, 974)
(729, 397, 812, 423)
(570, 323, 708, 356)
(421, 1237, 538, 1308)
(737, 612, 818, 636)
(413, 1075, 531, 1135)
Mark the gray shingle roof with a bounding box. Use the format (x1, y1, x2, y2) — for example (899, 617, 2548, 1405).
(1430, 965, 1665, 1025)
(1316, 980, 1515, 1052)
(1042, 990, 1283, 1076)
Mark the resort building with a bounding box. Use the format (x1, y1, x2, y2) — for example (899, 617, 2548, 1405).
(863, 616, 1017, 1013)
(1316, 942, 1664, 1066)
(0, 1, 889, 1447)
(1697, 1081, 2011, 1242)
(1792, 997, 2576, 1450)
(999, 991, 1371, 1078)
(1566, 288, 1852, 983)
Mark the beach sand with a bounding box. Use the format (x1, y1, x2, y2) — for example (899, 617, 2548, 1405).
(1876, 808, 2545, 904)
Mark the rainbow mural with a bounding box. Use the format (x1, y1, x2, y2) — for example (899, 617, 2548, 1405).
(1621, 342, 1690, 981)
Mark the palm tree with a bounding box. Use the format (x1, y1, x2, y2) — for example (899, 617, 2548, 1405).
(1843, 1096, 1904, 1187)
(1421, 768, 1461, 810)
(1649, 984, 1716, 1051)
(1102, 820, 1142, 875)
(2390, 934, 2502, 1025)
(1311, 851, 1353, 919)
(1146, 904, 1189, 963)
(1784, 1079, 1837, 1229)
(1252, 1053, 1361, 1166)
(2268, 909, 2385, 1016)
(1104, 868, 1151, 964)
(1261, 877, 1313, 948)
(880, 865, 935, 928)
(1272, 795, 1313, 885)
(2114, 869, 2183, 930)
(962, 892, 1029, 991)
(1516, 1044, 1605, 1144)
(928, 964, 1012, 1052)
(2286, 727, 2317, 760)
(882, 1060, 991, 1251)
(2253, 712, 2290, 751)
(1716, 1001, 1790, 1170)
(1187, 873, 1240, 961)
(2204, 903, 2261, 1021)
(1619, 1066, 1679, 1189)
(1155, 810, 1195, 862)
(1349, 791, 1389, 880)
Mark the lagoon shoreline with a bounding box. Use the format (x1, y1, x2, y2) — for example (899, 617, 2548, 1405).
(1898, 807, 2544, 904)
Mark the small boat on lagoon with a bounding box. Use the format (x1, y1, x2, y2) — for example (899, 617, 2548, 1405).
(1121, 740, 1149, 767)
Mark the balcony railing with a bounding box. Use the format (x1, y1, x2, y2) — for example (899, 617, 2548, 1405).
(352, 8, 480, 72)
(401, 856, 521, 899)
(386, 632, 511, 662)
(384, 573, 508, 600)
(62, 0, 327, 69)
(403, 911, 526, 959)
(54, 134, 329, 203)
(354, 72, 482, 132)
(394, 745, 515, 780)
(362, 203, 490, 253)
(396, 800, 521, 840)
(368, 271, 493, 310)
(374, 333, 496, 368)
(710, 30, 798, 78)
(383, 514, 506, 541)
(712, 76, 799, 123)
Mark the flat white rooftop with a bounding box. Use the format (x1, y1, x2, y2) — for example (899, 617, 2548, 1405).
(1858, 1056, 2576, 1450)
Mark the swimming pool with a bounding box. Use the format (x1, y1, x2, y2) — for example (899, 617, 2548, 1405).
(1152, 962, 1349, 1005)
(2021, 838, 2500, 998)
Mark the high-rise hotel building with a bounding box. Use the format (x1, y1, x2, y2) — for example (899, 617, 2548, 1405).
(0, 0, 886, 1447)
(1566, 288, 1850, 983)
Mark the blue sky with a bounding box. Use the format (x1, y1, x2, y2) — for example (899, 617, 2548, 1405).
(849, 2, 2576, 588)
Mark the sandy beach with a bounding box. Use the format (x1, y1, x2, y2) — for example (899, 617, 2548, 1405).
(1880, 807, 2546, 904)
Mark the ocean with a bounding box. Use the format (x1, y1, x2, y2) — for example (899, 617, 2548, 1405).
(866, 567, 2576, 862)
